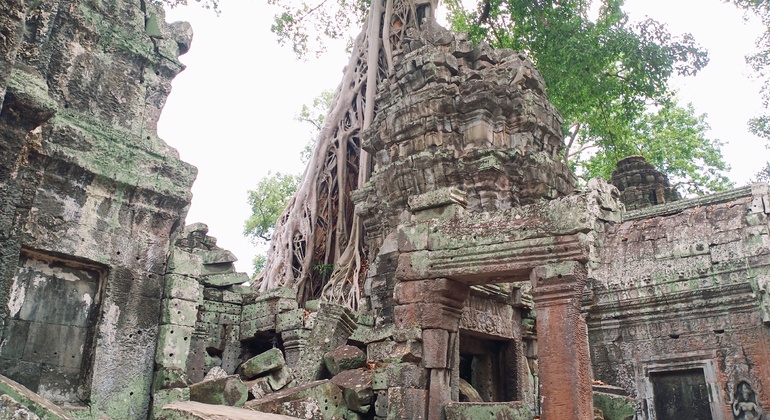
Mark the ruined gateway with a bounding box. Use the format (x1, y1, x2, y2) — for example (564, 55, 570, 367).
(1, 0, 769, 419)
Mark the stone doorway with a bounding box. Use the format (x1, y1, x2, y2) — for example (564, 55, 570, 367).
(650, 368, 712, 420)
(1, 250, 105, 405)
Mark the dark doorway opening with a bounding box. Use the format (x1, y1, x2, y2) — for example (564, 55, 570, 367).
(651, 368, 712, 420)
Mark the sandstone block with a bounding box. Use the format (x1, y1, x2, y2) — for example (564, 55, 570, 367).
(158, 401, 300, 419)
(164, 274, 203, 303)
(367, 339, 422, 363)
(422, 329, 449, 368)
(276, 309, 306, 333)
(242, 298, 298, 320)
(194, 248, 238, 265)
(386, 387, 427, 420)
(444, 402, 533, 420)
(155, 325, 194, 368)
(245, 380, 345, 419)
(161, 298, 199, 327)
(152, 387, 190, 419)
(323, 345, 366, 376)
(240, 316, 277, 340)
(189, 375, 248, 407)
(330, 368, 374, 413)
(167, 249, 203, 277)
(245, 377, 272, 399)
(238, 348, 285, 379)
(200, 271, 250, 287)
(153, 366, 191, 391)
(268, 366, 294, 391)
(393, 303, 463, 331)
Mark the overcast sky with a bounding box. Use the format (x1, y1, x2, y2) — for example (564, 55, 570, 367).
(158, 0, 767, 274)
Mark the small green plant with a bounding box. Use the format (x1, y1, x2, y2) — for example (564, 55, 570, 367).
(313, 263, 335, 283)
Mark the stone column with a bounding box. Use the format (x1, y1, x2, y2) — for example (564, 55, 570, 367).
(393, 278, 470, 420)
(530, 261, 593, 420)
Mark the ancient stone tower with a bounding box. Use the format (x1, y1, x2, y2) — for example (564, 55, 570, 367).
(1, 1, 770, 420)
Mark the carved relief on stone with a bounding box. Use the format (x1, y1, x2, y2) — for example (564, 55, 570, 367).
(732, 381, 765, 420)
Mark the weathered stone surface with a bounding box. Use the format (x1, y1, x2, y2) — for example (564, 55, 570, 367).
(200, 272, 250, 288)
(244, 377, 272, 400)
(385, 388, 427, 420)
(592, 392, 635, 420)
(158, 401, 301, 419)
(194, 249, 238, 265)
(153, 367, 191, 391)
(0, 394, 41, 420)
(610, 155, 679, 210)
(323, 346, 366, 376)
(292, 304, 357, 383)
(162, 298, 199, 327)
(189, 375, 248, 408)
(245, 380, 345, 419)
(156, 325, 195, 369)
(238, 349, 286, 380)
(330, 369, 374, 413)
(0, 374, 72, 419)
(152, 388, 190, 419)
(164, 274, 204, 303)
(268, 367, 294, 392)
(444, 402, 533, 420)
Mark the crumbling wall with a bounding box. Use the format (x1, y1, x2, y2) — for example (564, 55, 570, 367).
(0, 0, 196, 417)
(588, 183, 770, 419)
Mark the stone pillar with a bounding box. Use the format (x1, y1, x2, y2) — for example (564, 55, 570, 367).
(393, 278, 470, 420)
(530, 262, 593, 420)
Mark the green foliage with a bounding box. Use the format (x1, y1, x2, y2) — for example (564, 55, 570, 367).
(297, 89, 334, 163)
(153, 0, 220, 14)
(752, 158, 770, 183)
(268, 0, 369, 57)
(252, 254, 267, 278)
(727, 1, 770, 139)
(313, 263, 335, 282)
(244, 172, 301, 243)
(582, 99, 733, 195)
(446, 0, 731, 192)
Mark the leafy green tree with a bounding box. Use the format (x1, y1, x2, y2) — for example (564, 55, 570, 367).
(583, 99, 732, 194)
(446, 0, 731, 191)
(244, 172, 301, 243)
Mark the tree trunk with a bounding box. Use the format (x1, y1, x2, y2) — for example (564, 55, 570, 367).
(254, 0, 431, 310)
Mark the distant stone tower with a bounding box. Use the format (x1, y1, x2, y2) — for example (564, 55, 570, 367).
(610, 155, 680, 210)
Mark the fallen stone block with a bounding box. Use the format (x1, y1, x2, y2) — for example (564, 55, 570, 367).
(245, 380, 344, 419)
(323, 345, 366, 376)
(444, 402, 533, 420)
(330, 368, 374, 413)
(152, 387, 190, 419)
(238, 349, 285, 379)
(268, 367, 294, 391)
(245, 377, 273, 399)
(189, 375, 248, 407)
(157, 401, 301, 419)
(0, 374, 73, 419)
(0, 394, 41, 420)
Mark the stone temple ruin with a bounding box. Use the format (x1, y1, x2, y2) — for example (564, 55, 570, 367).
(1, 0, 770, 419)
